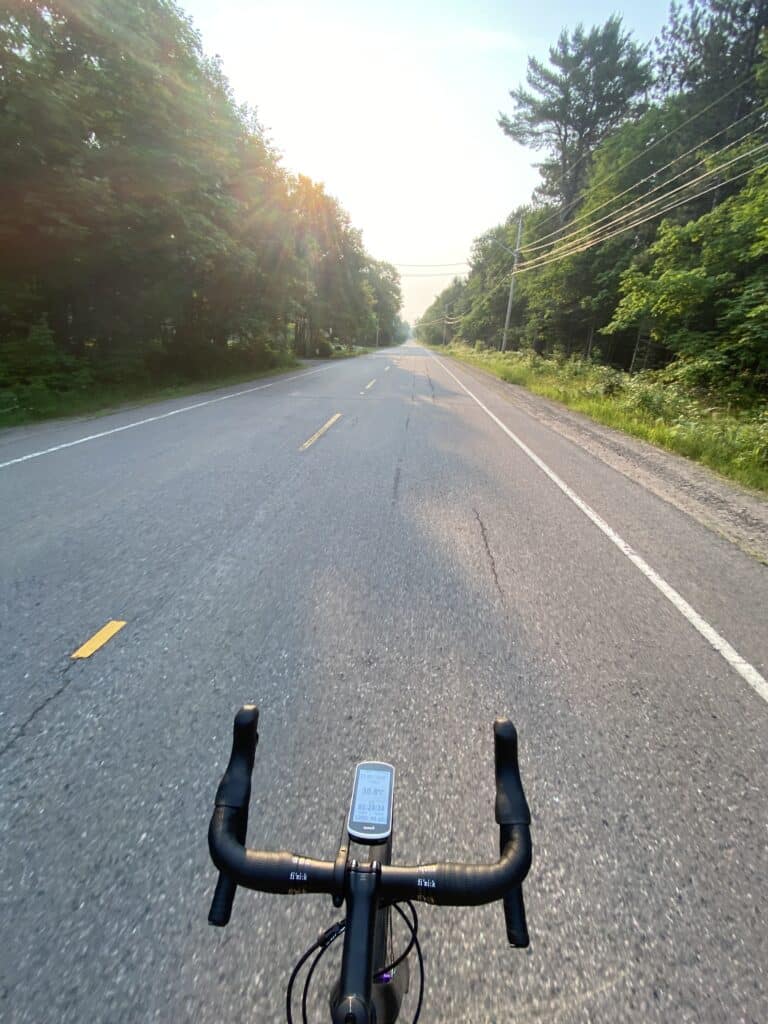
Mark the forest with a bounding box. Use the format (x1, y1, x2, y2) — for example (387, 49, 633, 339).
(0, 1, 406, 422)
(416, 2, 768, 489)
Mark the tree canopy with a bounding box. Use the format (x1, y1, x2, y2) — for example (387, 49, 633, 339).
(0, 0, 401, 414)
(498, 17, 652, 207)
(420, 4, 768, 400)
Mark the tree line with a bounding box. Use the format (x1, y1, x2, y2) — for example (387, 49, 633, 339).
(0, 0, 406, 415)
(417, 1, 767, 402)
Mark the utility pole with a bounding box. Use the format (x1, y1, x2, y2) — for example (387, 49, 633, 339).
(501, 215, 524, 353)
(375, 316, 380, 347)
(442, 309, 448, 346)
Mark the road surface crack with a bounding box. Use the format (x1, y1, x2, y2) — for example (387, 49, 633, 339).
(392, 465, 401, 506)
(474, 508, 505, 604)
(0, 661, 78, 760)
(425, 366, 436, 402)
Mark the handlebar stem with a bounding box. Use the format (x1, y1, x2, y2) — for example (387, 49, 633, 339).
(331, 863, 380, 1024)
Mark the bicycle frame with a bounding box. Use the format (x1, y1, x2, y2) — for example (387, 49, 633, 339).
(207, 706, 531, 1024)
(329, 838, 409, 1024)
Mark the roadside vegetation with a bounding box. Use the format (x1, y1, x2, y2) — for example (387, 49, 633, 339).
(0, 1, 408, 427)
(417, 2, 768, 491)
(442, 343, 768, 491)
(0, 345, 301, 428)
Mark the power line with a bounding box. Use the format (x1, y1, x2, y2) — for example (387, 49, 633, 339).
(415, 314, 450, 327)
(518, 142, 768, 272)
(514, 158, 768, 278)
(419, 154, 766, 328)
(460, 118, 765, 295)
(413, 106, 764, 299)
(414, 312, 463, 326)
(416, 80, 763, 330)
(398, 271, 469, 277)
(529, 72, 757, 238)
(520, 140, 768, 269)
(523, 109, 766, 254)
(411, 129, 763, 295)
(394, 262, 469, 268)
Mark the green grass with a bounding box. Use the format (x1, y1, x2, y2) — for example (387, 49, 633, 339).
(438, 344, 768, 493)
(0, 358, 301, 430)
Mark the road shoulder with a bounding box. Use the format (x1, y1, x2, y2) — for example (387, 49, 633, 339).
(0, 360, 326, 454)
(443, 354, 768, 565)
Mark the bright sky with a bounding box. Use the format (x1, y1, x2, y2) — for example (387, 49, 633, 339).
(181, 0, 672, 322)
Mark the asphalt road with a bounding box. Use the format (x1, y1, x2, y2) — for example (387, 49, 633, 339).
(1, 344, 766, 1023)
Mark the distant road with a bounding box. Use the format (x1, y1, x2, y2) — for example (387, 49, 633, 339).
(2, 342, 766, 1022)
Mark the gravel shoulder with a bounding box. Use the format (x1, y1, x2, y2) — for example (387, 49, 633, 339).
(448, 356, 768, 565)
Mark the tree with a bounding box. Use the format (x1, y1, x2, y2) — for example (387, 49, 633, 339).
(414, 278, 467, 347)
(393, 319, 410, 343)
(290, 176, 384, 351)
(498, 17, 652, 210)
(656, 0, 768, 123)
(452, 221, 522, 349)
(420, 12, 767, 401)
(0, 0, 401, 406)
(605, 163, 768, 393)
(366, 261, 402, 345)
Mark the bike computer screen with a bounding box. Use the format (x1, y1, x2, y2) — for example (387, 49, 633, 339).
(347, 761, 395, 843)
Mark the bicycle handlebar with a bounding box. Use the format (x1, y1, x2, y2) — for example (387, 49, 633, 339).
(494, 719, 531, 945)
(207, 704, 259, 925)
(208, 706, 532, 946)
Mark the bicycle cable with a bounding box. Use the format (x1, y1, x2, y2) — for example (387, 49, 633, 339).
(376, 901, 418, 976)
(393, 902, 424, 1024)
(286, 920, 345, 1024)
(301, 937, 341, 1023)
(285, 902, 424, 1024)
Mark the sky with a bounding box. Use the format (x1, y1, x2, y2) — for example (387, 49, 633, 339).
(181, 0, 673, 323)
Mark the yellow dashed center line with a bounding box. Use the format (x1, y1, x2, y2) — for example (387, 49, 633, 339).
(72, 620, 127, 659)
(299, 412, 342, 451)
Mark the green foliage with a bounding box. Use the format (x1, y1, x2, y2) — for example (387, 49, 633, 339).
(415, 275, 469, 347)
(499, 16, 651, 205)
(420, 1, 767, 417)
(442, 344, 768, 490)
(393, 318, 411, 343)
(655, 0, 767, 114)
(606, 164, 768, 393)
(367, 261, 403, 346)
(0, 0, 400, 416)
(0, 318, 93, 414)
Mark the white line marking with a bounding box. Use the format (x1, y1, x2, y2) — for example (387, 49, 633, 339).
(364, 379, 376, 390)
(0, 365, 333, 470)
(433, 356, 768, 705)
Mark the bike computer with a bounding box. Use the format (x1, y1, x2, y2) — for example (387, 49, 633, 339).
(347, 761, 395, 843)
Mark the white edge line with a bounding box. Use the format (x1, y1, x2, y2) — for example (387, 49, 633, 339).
(0, 365, 334, 470)
(432, 355, 768, 705)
